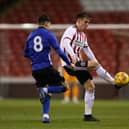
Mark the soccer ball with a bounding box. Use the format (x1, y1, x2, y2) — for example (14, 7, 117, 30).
(114, 72, 129, 86)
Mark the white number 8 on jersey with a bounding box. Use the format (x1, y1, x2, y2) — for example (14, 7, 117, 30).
(33, 36, 43, 52)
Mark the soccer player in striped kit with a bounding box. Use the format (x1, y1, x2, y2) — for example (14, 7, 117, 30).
(60, 12, 115, 121)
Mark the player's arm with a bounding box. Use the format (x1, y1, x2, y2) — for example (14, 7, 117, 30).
(61, 27, 77, 64)
(56, 48, 71, 65)
(62, 38, 77, 64)
(62, 37, 75, 57)
(82, 45, 114, 84)
(48, 33, 71, 65)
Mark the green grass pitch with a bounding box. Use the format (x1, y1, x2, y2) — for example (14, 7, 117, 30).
(0, 99, 129, 129)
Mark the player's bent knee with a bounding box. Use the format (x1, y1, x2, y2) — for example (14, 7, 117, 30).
(88, 60, 98, 67)
(84, 79, 95, 92)
(88, 61, 99, 69)
(61, 81, 69, 91)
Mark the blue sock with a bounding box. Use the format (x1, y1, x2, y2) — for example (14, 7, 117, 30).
(39, 88, 50, 115)
(48, 86, 66, 93)
(42, 95, 50, 115)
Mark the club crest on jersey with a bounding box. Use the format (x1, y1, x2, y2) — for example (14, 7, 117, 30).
(74, 40, 85, 48)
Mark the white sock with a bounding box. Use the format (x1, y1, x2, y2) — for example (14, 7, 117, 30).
(84, 91, 95, 115)
(96, 65, 114, 84)
(43, 114, 49, 118)
(43, 87, 48, 94)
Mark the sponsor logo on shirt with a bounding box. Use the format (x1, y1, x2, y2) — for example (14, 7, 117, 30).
(74, 40, 85, 48)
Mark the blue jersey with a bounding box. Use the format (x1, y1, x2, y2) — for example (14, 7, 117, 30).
(24, 27, 71, 71)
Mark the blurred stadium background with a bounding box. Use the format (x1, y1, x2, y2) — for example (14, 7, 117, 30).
(0, 0, 129, 99)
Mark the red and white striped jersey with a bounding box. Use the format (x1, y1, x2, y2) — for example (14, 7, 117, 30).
(60, 25, 114, 84)
(60, 25, 89, 65)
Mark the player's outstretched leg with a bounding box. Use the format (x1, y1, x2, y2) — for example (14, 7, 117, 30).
(42, 81, 69, 94)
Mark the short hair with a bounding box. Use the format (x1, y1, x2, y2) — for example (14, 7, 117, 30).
(76, 12, 91, 20)
(38, 15, 51, 24)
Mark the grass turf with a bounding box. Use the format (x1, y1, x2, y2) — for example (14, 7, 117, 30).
(0, 99, 129, 129)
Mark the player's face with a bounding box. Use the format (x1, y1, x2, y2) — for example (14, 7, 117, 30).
(79, 18, 90, 31)
(44, 21, 51, 29)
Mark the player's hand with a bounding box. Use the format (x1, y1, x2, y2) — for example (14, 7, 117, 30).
(58, 66, 63, 76)
(71, 56, 77, 64)
(71, 63, 75, 68)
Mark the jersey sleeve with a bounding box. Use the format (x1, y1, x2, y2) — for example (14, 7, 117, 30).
(61, 27, 76, 57)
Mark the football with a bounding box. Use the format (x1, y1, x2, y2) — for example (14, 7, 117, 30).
(114, 72, 129, 86)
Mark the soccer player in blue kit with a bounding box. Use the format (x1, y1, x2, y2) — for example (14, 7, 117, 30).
(24, 15, 72, 123)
